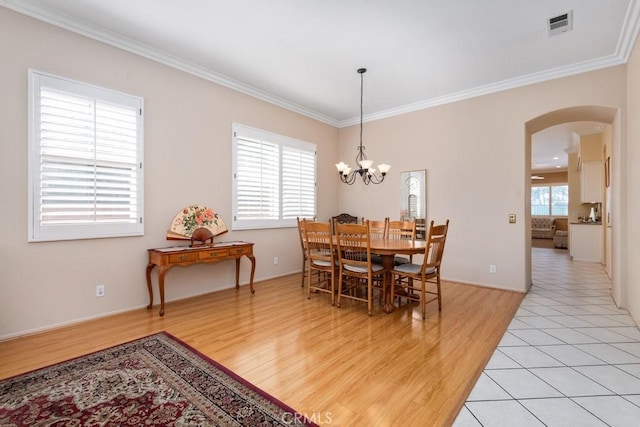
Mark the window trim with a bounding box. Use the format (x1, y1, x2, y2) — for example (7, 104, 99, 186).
(232, 123, 317, 230)
(28, 69, 144, 242)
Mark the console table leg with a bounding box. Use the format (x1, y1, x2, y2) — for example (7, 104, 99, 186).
(158, 267, 167, 317)
(235, 258, 241, 289)
(145, 263, 155, 310)
(248, 255, 256, 294)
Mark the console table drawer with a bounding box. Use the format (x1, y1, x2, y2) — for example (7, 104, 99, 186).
(168, 252, 197, 263)
(198, 248, 230, 260)
(230, 246, 252, 256)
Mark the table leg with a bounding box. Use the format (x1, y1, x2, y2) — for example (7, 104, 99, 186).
(247, 255, 256, 294)
(381, 255, 395, 313)
(235, 258, 241, 289)
(235, 255, 256, 294)
(145, 263, 155, 310)
(158, 266, 168, 317)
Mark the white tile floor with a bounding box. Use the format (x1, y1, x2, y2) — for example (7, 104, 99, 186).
(453, 247, 640, 427)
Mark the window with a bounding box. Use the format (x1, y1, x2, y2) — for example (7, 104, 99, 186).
(232, 123, 316, 230)
(28, 70, 144, 242)
(531, 184, 568, 216)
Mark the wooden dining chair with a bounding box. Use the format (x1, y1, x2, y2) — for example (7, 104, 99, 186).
(303, 220, 337, 305)
(387, 219, 416, 265)
(335, 220, 385, 316)
(390, 219, 450, 319)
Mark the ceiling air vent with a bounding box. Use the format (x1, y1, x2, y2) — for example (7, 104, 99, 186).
(548, 11, 573, 36)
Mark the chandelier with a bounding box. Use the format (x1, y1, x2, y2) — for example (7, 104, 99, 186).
(335, 68, 391, 185)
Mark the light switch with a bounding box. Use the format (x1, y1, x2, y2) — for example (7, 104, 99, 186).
(508, 214, 516, 224)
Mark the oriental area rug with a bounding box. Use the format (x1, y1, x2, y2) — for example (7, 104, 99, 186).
(0, 332, 315, 426)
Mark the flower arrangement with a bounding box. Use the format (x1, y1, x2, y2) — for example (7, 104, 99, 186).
(179, 206, 219, 235)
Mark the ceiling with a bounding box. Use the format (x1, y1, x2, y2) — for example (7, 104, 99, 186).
(3, 0, 639, 170)
(531, 121, 604, 173)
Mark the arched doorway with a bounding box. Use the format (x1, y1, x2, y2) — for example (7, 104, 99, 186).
(524, 106, 624, 306)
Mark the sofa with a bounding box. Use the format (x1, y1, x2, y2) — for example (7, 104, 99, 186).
(531, 217, 555, 239)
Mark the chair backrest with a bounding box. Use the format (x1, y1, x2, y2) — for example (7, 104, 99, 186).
(335, 220, 372, 268)
(368, 218, 388, 239)
(423, 220, 450, 270)
(303, 221, 334, 267)
(331, 213, 359, 234)
(297, 217, 307, 255)
(387, 219, 416, 241)
(332, 213, 359, 224)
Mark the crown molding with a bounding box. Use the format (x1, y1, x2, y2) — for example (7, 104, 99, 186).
(3, 0, 639, 130)
(339, 0, 640, 128)
(618, 0, 640, 62)
(339, 54, 626, 128)
(0, 0, 341, 127)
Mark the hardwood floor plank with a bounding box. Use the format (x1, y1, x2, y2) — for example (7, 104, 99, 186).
(0, 274, 522, 426)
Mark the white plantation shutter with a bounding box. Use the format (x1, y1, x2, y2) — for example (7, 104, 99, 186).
(236, 138, 280, 221)
(29, 71, 144, 241)
(232, 124, 316, 230)
(282, 145, 315, 219)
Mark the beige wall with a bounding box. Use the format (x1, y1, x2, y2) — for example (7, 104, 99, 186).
(0, 8, 338, 338)
(2, 6, 639, 338)
(626, 33, 640, 324)
(337, 66, 628, 293)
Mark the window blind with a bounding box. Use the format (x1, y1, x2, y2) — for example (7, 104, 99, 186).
(40, 88, 139, 225)
(232, 123, 316, 230)
(235, 137, 280, 220)
(282, 145, 316, 219)
(29, 71, 144, 241)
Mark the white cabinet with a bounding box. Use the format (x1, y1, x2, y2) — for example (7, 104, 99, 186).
(569, 223, 602, 263)
(580, 161, 602, 203)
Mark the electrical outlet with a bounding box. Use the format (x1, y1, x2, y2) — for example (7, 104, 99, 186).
(489, 265, 497, 274)
(273, 256, 278, 265)
(96, 284, 105, 297)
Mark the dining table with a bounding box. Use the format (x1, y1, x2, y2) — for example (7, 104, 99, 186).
(368, 238, 428, 313)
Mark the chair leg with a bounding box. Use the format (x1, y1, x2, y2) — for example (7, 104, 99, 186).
(301, 259, 306, 287)
(329, 272, 335, 306)
(336, 269, 344, 308)
(421, 281, 426, 320)
(436, 275, 442, 311)
(307, 266, 313, 299)
(367, 279, 373, 316)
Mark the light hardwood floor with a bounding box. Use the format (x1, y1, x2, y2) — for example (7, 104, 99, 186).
(0, 274, 523, 426)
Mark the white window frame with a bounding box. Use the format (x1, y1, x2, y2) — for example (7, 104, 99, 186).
(232, 123, 317, 230)
(531, 183, 569, 217)
(28, 70, 144, 242)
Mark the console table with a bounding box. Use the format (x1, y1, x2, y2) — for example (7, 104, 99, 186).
(146, 241, 256, 316)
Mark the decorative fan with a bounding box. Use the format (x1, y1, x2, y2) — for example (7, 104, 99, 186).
(166, 205, 228, 241)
